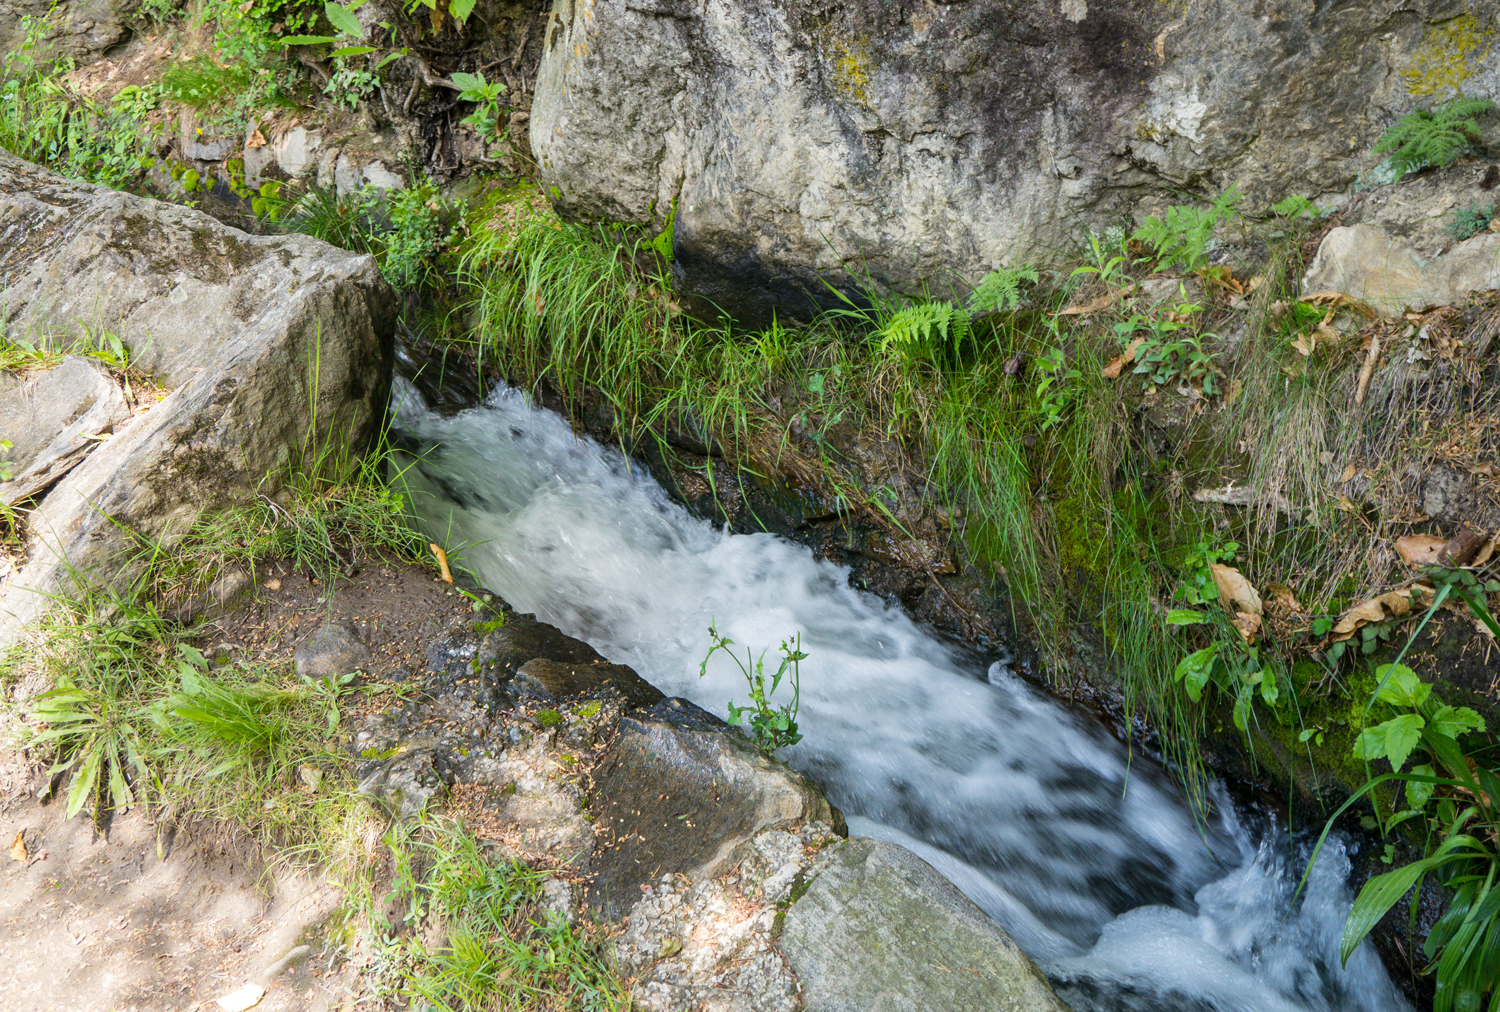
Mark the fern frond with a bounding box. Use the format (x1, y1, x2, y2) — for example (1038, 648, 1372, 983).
(1374, 95, 1496, 175)
(968, 266, 1039, 315)
(878, 301, 970, 367)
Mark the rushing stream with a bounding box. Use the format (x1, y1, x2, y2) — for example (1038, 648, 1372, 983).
(389, 377, 1410, 1012)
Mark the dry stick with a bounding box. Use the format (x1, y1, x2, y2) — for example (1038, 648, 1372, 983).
(1354, 335, 1381, 407)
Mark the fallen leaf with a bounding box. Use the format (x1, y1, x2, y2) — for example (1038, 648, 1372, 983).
(1441, 528, 1487, 567)
(1060, 287, 1130, 317)
(216, 984, 266, 1012)
(9, 830, 26, 863)
(1329, 588, 1418, 642)
(1473, 531, 1499, 568)
(1302, 290, 1378, 319)
(1354, 336, 1380, 408)
(429, 543, 454, 584)
(1337, 464, 1357, 483)
(1233, 610, 1262, 644)
(263, 578, 281, 591)
(245, 128, 267, 149)
(1291, 333, 1316, 357)
(1102, 337, 1147, 379)
(1266, 583, 1304, 613)
(1211, 563, 1262, 615)
(1394, 534, 1447, 568)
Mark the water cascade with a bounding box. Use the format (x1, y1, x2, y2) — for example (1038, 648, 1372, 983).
(391, 378, 1410, 1012)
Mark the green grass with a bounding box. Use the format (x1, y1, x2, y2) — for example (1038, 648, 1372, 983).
(367, 816, 631, 1012)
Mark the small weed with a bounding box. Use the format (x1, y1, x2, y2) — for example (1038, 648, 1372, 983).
(698, 621, 805, 752)
(1443, 203, 1495, 241)
(453, 71, 508, 142)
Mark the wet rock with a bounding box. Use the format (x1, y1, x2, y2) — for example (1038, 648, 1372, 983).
(356, 747, 454, 819)
(1304, 223, 1500, 314)
(780, 838, 1070, 1012)
(295, 622, 371, 679)
(0, 150, 395, 647)
(512, 658, 664, 710)
(584, 697, 843, 920)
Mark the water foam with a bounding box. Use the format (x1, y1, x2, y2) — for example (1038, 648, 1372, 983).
(391, 379, 1409, 1012)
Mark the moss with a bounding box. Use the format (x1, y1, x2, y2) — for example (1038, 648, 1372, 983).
(1401, 15, 1495, 98)
(816, 24, 874, 106)
(577, 700, 603, 719)
(536, 708, 563, 728)
(648, 197, 676, 263)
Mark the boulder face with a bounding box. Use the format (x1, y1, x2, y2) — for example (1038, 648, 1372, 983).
(780, 837, 1071, 1012)
(0, 150, 395, 645)
(532, 0, 1500, 325)
(0, 0, 138, 67)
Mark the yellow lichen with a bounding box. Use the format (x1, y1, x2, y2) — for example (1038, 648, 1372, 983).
(817, 25, 874, 106)
(1400, 15, 1496, 98)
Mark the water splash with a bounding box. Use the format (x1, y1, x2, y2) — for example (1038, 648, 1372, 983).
(391, 379, 1409, 1012)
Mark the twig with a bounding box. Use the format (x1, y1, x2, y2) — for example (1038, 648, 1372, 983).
(406, 53, 462, 92)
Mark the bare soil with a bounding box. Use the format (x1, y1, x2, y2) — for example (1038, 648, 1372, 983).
(0, 553, 471, 1012)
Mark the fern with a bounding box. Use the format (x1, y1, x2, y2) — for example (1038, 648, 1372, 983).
(1374, 95, 1496, 176)
(968, 266, 1039, 315)
(1132, 185, 1242, 272)
(878, 301, 970, 367)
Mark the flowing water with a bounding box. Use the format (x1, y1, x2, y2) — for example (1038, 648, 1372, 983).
(390, 377, 1410, 1012)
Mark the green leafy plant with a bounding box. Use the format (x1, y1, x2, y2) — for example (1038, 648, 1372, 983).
(1444, 203, 1496, 242)
(1131, 185, 1243, 273)
(699, 622, 805, 752)
(1271, 194, 1322, 220)
(1301, 570, 1500, 1012)
(1374, 95, 1496, 177)
(452, 71, 508, 141)
(377, 182, 462, 290)
(1113, 302, 1220, 395)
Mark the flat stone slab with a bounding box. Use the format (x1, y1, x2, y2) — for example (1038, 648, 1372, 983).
(781, 837, 1070, 1012)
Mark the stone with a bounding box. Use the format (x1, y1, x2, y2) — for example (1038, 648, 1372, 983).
(511, 657, 664, 710)
(583, 696, 842, 919)
(356, 746, 454, 819)
(531, 0, 1500, 326)
(0, 0, 138, 67)
(780, 837, 1070, 1012)
(0, 355, 129, 504)
(1303, 224, 1500, 314)
(0, 150, 396, 648)
(294, 622, 372, 679)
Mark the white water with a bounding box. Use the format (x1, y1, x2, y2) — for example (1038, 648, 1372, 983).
(390, 379, 1409, 1012)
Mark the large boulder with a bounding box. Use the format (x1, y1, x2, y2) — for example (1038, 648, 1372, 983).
(0, 150, 395, 646)
(532, 0, 1500, 325)
(780, 837, 1070, 1012)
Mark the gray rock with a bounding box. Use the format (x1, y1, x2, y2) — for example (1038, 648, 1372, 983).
(780, 838, 1069, 1012)
(0, 355, 129, 503)
(0, 150, 396, 647)
(532, 0, 1500, 325)
(356, 746, 454, 819)
(584, 696, 842, 920)
(511, 657, 663, 710)
(294, 622, 371, 679)
(1303, 223, 1500, 314)
(0, 0, 138, 67)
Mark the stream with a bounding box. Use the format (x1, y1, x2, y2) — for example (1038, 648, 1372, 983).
(389, 376, 1410, 1012)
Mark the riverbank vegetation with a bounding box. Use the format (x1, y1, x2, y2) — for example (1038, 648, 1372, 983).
(4, 9, 1499, 1002)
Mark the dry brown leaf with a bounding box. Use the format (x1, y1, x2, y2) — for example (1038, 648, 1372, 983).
(245, 128, 267, 149)
(1394, 534, 1447, 568)
(1233, 610, 1262, 644)
(1354, 336, 1380, 408)
(1266, 583, 1304, 613)
(1329, 588, 1418, 642)
(1291, 333, 1316, 357)
(9, 830, 26, 864)
(263, 577, 281, 591)
(1473, 531, 1499, 568)
(1302, 290, 1379, 319)
(1060, 288, 1130, 317)
(1337, 464, 1357, 483)
(429, 543, 454, 584)
(1102, 337, 1147, 379)
(1210, 563, 1263, 615)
